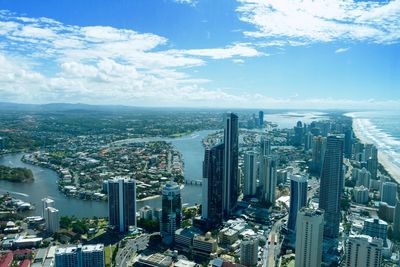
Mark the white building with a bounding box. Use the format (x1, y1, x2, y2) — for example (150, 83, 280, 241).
(344, 235, 383, 267)
(259, 156, 277, 205)
(295, 208, 324, 267)
(45, 207, 60, 233)
(42, 198, 54, 217)
(55, 244, 105, 267)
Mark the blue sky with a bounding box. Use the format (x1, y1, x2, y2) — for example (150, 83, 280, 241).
(0, 0, 399, 109)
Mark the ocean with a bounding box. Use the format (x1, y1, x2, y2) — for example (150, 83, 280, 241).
(347, 111, 400, 182)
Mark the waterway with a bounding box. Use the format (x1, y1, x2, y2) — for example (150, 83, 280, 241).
(0, 130, 215, 218)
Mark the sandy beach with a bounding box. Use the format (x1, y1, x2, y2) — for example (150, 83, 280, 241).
(352, 117, 400, 185)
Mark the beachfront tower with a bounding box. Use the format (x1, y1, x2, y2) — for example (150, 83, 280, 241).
(319, 134, 344, 239)
(243, 151, 257, 197)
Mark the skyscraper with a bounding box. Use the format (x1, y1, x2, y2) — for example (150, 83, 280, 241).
(381, 182, 398, 206)
(240, 237, 259, 267)
(355, 167, 371, 188)
(319, 134, 344, 239)
(244, 151, 257, 197)
(293, 121, 303, 147)
(344, 128, 353, 159)
(344, 235, 383, 267)
(42, 197, 54, 218)
(311, 136, 326, 175)
(287, 174, 308, 233)
(160, 181, 182, 245)
(107, 177, 137, 232)
(202, 144, 224, 227)
(365, 144, 378, 180)
(223, 112, 239, 218)
(55, 244, 105, 267)
(260, 137, 271, 157)
(295, 208, 324, 267)
(258, 110, 264, 128)
(45, 207, 60, 233)
(259, 155, 277, 205)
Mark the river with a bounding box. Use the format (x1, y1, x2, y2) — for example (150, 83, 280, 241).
(0, 130, 215, 218)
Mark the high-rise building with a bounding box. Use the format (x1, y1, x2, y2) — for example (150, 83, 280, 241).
(344, 128, 353, 159)
(393, 200, 400, 239)
(259, 155, 277, 205)
(319, 134, 344, 239)
(42, 198, 54, 218)
(240, 237, 259, 267)
(260, 137, 271, 157)
(355, 167, 371, 188)
(107, 177, 136, 232)
(311, 136, 326, 175)
(223, 113, 239, 218)
(363, 218, 388, 246)
(160, 181, 182, 245)
(293, 121, 303, 147)
(288, 174, 308, 233)
(244, 151, 257, 197)
(353, 142, 365, 162)
(45, 207, 60, 233)
(381, 182, 398, 206)
(304, 132, 313, 151)
(344, 235, 383, 267)
(295, 208, 324, 267)
(365, 144, 378, 180)
(55, 244, 105, 267)
(259, 111, 264, 128)
(353, 186, 369, 204)
(202, 144, 224, 227)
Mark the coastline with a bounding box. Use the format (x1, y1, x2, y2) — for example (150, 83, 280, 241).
(352, 117, 400, 185)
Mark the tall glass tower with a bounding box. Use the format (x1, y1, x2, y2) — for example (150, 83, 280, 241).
(160, 181, 182, 245)
(223, 112, 239, 218)
(287, 174, 308, 232)
(202, 143, 224, 227)
(107, 177, 136, 233)
(319, 134, 344, 239)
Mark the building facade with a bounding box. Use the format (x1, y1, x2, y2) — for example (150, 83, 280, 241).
(240, 237, 259, 267)
(287, 174, 308, 233)
(107, 177, 137, 232)
(160, 181, 182, 245)
(202, 144, 224, 227)
(319, 134, 344, 239)
(223, 113, 239, 218)
(243, 151, 257, 197)
(344, 235, 383, 267)
(55, 244, 105, 267)
(295, 208, 324, 267)
(259, 155, 277, 206)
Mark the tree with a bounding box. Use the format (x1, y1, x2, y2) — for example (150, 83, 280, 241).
(60, 216, 72, 229)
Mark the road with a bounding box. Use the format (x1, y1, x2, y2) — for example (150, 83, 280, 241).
(115, 234, 150, 267)
(262, 177, 320, 267)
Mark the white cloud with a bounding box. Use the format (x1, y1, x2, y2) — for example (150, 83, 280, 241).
(236, 0, 400, 45)
(172, 0, 197, 6)
(335, 47, 350, 53)
(0, 11, 266, 106)
(166, 43, 264, 59)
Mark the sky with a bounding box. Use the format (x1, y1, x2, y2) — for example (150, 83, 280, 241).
(0, 0, 399, 109)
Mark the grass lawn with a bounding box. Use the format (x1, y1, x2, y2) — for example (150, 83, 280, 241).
(105, 244, 116, 267)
